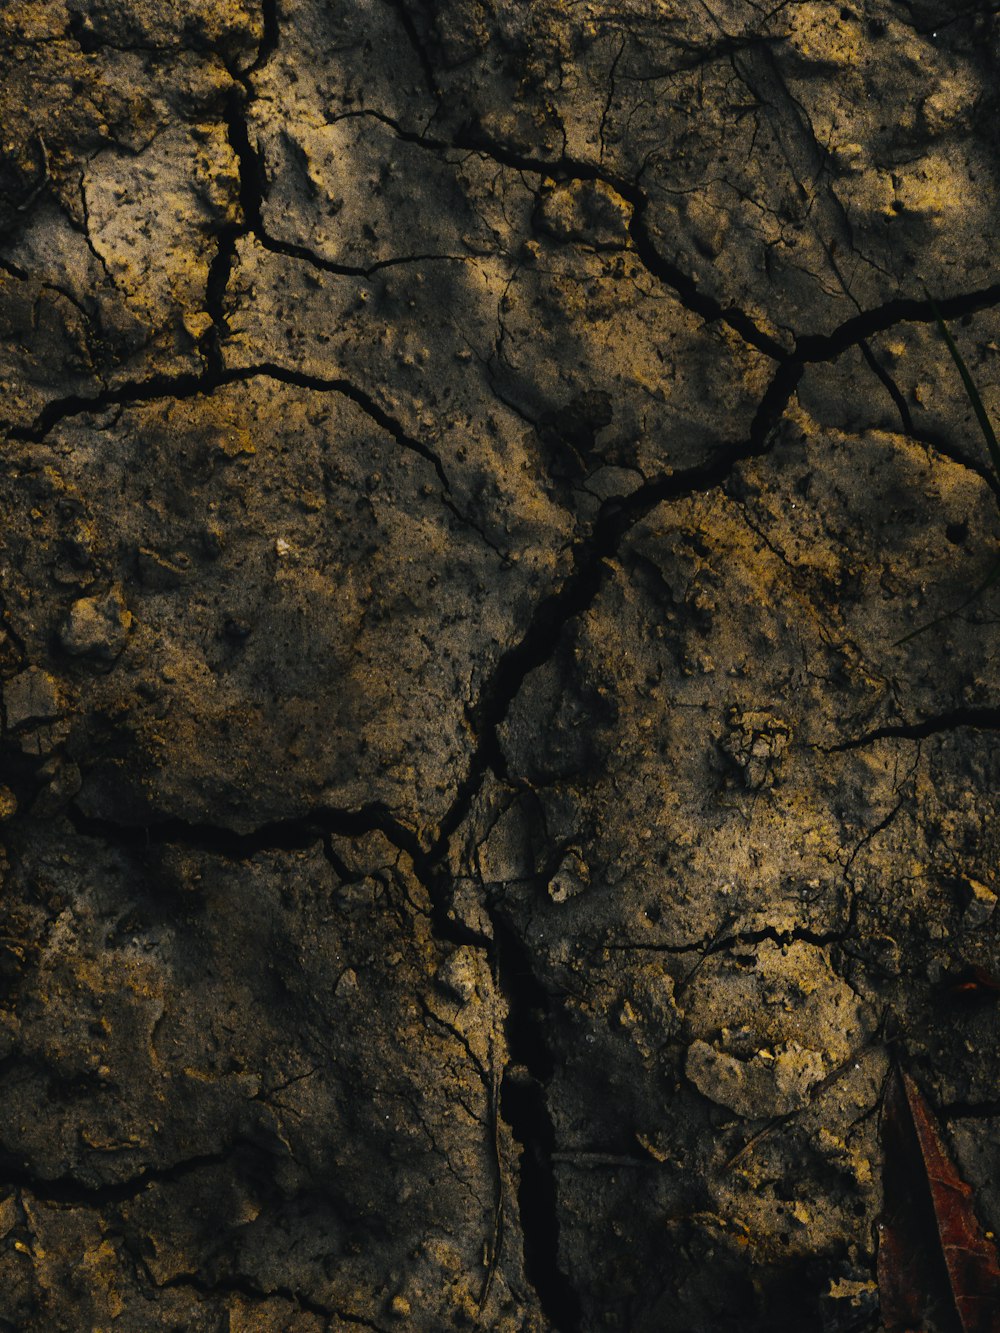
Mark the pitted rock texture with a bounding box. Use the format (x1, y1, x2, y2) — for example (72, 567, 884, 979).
(2, 1, 1000, 1330)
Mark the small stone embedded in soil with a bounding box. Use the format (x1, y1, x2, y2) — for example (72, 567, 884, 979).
(58, 588, 132, 660)
(685, 1038, 829, 1119)
(2, 667, 63, 729)
(435, 946, 481, 1005)
(960, 877, 998, 930)
(548, 849, 590, 903)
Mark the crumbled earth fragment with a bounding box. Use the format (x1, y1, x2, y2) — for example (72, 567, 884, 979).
(58, 587, 132, 660)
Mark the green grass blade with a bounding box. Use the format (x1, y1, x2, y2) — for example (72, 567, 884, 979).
(925, 292, 1000, 485)
(893, 556, 1000, 646)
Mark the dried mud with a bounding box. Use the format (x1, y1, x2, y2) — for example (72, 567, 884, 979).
(2, 2, 1000, 1330)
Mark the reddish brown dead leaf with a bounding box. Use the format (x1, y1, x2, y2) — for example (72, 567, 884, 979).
(942, 967, 1000, 1006)
(878, 1065, 1000, 1333)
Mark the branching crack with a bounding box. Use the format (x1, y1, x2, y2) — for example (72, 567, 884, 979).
(604, 921, 850, 956)
(829, 707, 1000, 751)
(10, 361, 452, 490)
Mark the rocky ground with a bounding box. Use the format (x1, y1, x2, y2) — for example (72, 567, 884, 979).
(2, 1, 1000, 1329)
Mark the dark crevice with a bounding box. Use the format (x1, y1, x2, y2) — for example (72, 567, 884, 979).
(220, 92, 464, 283)
(251, 0, 281, 75)
(200, 82, 264, 374)
(0, 1148, 228, 1205)
(797, 283, 1000, 362)
(829, 707, 1000, 750)
(604, 922, 850, 955)
(313, 108, 786, 359)
(940, 1098, 1000, 1120)
(703, 922, 851, 954)
(625, 191, 788, 361)
(64, 798, 488, 953)
(204, 0, 456, 369)
(400, 850, 494, 951)
(65, 799, 411, 860)
(11, 366, 208, 439)
(432, 380, 794, 862)
(5, 360, 524, 567)
(200, 0, 281, 370)
(492, 912, 582, 1333)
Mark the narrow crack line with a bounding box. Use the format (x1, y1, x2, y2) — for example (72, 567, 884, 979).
(598, 32, 627, 161)
(65, 799, 417, 861)
(730, 500, 812, 590)
(417, 994, 490, 1085)
(8, 362, 453, 492)
(384, 0, 443, 112)
(707, 921, 850, 953)
(252, 232, 476, 278)
(159, 1271, 368, 1328)
(843, 787, 910, 876)
(0, 1147, 229, 1205)
(916, 429, 1000, 498)
(730, 42, 857, 280)
(606, 921, 849, 955)
(10, 355, 515, 563)
(75, 172, 114, 285)
(859, 337, 917, 435)
(479, 1043, 505, 1316)
(722, 1027, 886, 1170)
(828, 706, 1000, 751)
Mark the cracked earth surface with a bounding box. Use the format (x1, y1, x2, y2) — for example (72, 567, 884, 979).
(2, 1, 1000, 1329)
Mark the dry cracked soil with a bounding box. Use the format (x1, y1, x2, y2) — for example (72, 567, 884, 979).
(2, 1, 1000, 1330)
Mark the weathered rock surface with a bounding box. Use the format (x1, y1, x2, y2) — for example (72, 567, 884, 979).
(2, 1, 1000, 1329)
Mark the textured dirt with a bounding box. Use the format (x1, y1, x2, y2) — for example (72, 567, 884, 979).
(2, 1, 1000, 1330)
